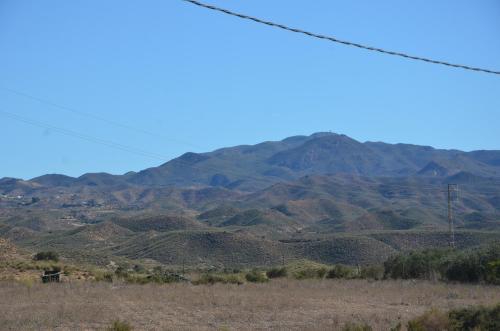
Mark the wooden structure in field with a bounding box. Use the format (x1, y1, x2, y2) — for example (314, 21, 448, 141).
(41, 270, 61, 283)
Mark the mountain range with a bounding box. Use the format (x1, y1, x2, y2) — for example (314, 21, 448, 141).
(1, 132, 499, 266)
(3, 132, 500, 192)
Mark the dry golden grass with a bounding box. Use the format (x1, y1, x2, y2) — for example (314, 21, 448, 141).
(0, 279, 499, 331)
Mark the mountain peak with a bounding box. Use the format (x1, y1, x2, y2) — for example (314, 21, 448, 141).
(309, 131, 340, 138)
(30, 174, 76, 187)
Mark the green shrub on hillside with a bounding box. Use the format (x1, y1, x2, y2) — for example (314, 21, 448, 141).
(449, 304, 500, 331)
(94, 271, 114, 282)
(383, 244, 500, 284)
(359, 265, 384, 280)
(114, 265, 129, 278)
(146, 267, 187, 284)
(342, 322, 373, 331)
(384, 249, 447, 280)
(444, 244, 500, 284)
(132, 264, 146, 273)
(266, 267, 287, 279)
(485, 260, 500, 285)
(33, 251, 59, 262)
(294, 267, 327, 280)
(194, 273, 244, 285)
(327, 264, 354, 279)
(285, 260, 330, 280)
(407, 304, 500, 331)
(444, 253, 482, 283)
(245, 270, 268, 283)
(407, 309, 450, 331)
(107, 320, 132, 331)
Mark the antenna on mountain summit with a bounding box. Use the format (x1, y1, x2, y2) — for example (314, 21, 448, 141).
(447, 184, 458, 248)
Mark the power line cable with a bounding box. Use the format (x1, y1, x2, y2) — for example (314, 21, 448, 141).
(183, 0, 500, 76)
(0, 86, 201, 149)
(0, 110, 168, 161)
(0, 109, 281, 185)
(3, 109, 500, 192)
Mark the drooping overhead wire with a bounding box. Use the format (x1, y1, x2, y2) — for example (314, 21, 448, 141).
(183, 0, 500, 76)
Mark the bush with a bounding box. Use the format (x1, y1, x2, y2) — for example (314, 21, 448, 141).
(222, 267, 241, 274)
(114, 265, 129, 277)
(266, 267, 287, 279)
(407, 309, 450, 331)
(107, 320, 132, 331)
(390, 322, 402, 331)
(194, 273, 244, 285)
(384, 244, 500, 284)
(122, 274, 150, 284)
(327, 265, 354, 279)
(132, 264, 146, 273)
(360, 265, 384, 280)
(485, 260, 500, 284)
(223, 274, 245, 285)
(444, 245, 500, 284)
(342, 322, 372, 331)
(33, 251, 59, 262)
(384, 249, 447, 280)
(316, 267, 328, 278)
(444, 253, 482, 283)
(407, 304, 500, 330)
(449, 304, 500, 331)
(291, 266, 328, 280)
(100, 272, 114, 282)
(149, 272, 186, 284)
(245, 270, 268, 283)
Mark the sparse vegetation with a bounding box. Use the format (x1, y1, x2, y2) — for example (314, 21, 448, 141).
(107, 320, 133, 331)
(449, 304, 500, 330)
(33, 251, 59, 262)
(1, 279, 498, 330)
(407, 308, 450, 331)
(327, 264, 354, 279)
(93, 270, 114, 282)
(407, 303, 500, 331)
(111, 264, 188, 285)
(342, 322, 373, 331)
(286, 260, 330, 280)
(266, 266, 287, 278)
(384, 243, 500, 284)
(359, 265, 384, 280)
(193, 273, 244, 285)
(245, 270, 268, 283)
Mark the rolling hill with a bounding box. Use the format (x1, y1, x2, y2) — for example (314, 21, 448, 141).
(1, 132, 499, 267)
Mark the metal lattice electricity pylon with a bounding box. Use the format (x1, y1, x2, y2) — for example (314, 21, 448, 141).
(447, 184, 459, 248)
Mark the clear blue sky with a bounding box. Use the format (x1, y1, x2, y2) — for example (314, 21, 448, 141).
(1, 0, 499, 179)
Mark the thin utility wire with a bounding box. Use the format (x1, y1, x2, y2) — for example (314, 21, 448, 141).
(2, 109, 500, 190)
(2, 109, 498, 194)
(183, 0, 500, 76)
(0, 110, 168, 161)
(0, 109, 280, 185)
(0, 88, 303, 185)
(0, 86, 200, 149)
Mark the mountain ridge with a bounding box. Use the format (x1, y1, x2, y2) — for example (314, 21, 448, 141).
(2, 132, 499, 268)
(3, 132, 500, 193)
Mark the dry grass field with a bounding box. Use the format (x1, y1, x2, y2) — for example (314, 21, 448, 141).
(1, 279, 499, 331)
